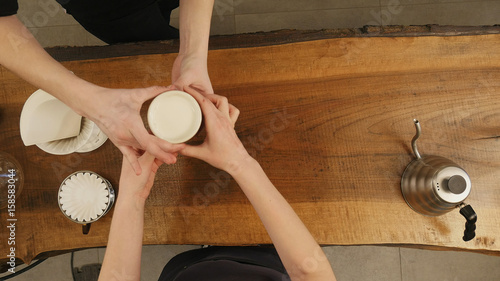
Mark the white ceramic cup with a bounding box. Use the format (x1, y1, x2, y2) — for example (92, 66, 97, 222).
(147, 90, 202, 144)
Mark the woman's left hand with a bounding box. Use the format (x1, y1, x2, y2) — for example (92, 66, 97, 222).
(118, 152, 163, 201)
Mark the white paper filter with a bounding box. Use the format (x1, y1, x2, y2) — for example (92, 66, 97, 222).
(20, 89, 82, 146)
(59, 172, 110, 223)
(37, 117, 94, 155)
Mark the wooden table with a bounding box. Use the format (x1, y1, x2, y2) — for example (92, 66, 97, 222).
(1, 26, 499, 266)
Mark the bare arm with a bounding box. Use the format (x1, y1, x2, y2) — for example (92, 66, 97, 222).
(0, 15, 183, 173)
(0, 15, 96, 111)
(181, 87, 336, 281)
(97, 192, 145, 281)
(171, 0, 215, 94)
(230, 159, 336, 281)
(98, 153, 162, 281)
(178, 0, 213, 58)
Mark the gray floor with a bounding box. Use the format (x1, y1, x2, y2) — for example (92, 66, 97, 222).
(2, 0, 500, 280)
(2, 245, 500, 280)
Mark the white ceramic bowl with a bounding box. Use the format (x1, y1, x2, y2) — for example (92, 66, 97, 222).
(147, 90, 202, 143)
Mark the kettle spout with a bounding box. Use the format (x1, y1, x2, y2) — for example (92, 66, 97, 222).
(411, 119, 422, 159)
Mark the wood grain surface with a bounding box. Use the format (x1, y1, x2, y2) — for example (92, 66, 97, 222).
(1, 33, 499, 265)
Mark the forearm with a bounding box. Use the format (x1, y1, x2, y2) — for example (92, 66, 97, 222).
(0, 15, 100, 116)
(230, 158, 336, 281)
(98, 195, 146, 281)
(178, 0, 214, 58)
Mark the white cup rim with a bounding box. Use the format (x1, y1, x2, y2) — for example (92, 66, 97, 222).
(147, 90, 202, 144)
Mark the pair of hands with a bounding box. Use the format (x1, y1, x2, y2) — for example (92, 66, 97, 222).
(88, 55, 213, 175)
(119, 87, 248, 200)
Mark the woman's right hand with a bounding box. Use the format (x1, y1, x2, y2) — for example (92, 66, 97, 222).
(179, 86, 251, 174)
(180, 89, 337, 281)
(81, 86, 184, 175)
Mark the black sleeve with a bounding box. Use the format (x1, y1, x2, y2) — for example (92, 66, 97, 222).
(0, 0, 19, 17)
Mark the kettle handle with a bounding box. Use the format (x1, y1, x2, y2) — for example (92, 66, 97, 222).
(459, 204, 477, 241)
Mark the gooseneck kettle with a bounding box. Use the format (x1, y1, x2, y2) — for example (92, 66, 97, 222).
(401, 120, 477, 241)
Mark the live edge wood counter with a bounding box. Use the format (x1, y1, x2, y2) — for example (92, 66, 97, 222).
(1, 27, 499, 265)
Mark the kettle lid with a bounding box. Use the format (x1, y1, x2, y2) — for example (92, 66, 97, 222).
(433, 166, 471, 204)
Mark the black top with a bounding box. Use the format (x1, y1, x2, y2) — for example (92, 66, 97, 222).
(173, 260, 288, 281)
(55, 0, 157, 21)
(0, 0, 180, 43)
(158, 247, 290, 281)
(0, 0, 158, 20)
(0, 0, 18, 16)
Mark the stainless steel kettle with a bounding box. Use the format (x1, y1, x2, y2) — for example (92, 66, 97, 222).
(401, 120, 477, 241)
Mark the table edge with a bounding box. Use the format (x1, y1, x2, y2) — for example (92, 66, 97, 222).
(46, 25, 500, 62)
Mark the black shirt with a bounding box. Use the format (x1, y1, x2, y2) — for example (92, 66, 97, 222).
(0, 0, 18, 16)
(0, 0, 179, 43)
(157, 247, 290, 281)
(0, 0, 158, 20)
(55, 0, 157, 21)
(172, 260, 288, 281)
